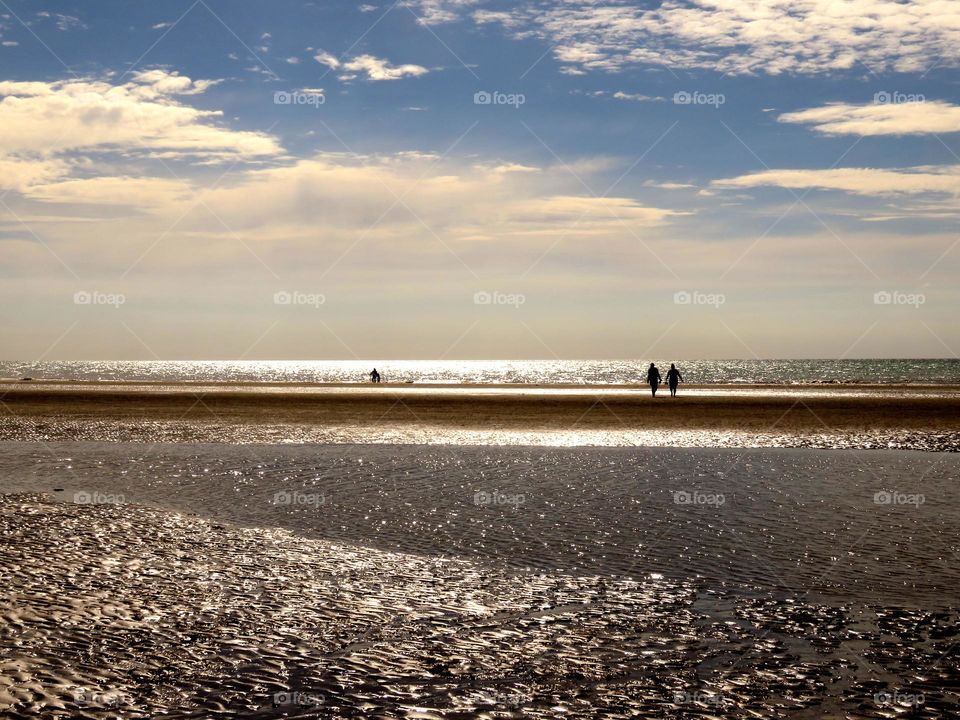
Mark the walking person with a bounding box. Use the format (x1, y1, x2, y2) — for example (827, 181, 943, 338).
(369, 368, 380, 383)
(666, 363, 683, 397)
(646, 363, 662, 397)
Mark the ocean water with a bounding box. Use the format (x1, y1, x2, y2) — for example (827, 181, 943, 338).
(2, 358, 959, 385)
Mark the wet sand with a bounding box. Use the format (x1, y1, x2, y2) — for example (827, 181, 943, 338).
(2, 492, 958, 719)
(2, 381, 960, 449)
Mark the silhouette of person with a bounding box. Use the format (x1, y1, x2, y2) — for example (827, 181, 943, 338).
(646, 363, 662, 397)
(666, 363, 683, 397)
(370, 368, 380, 383)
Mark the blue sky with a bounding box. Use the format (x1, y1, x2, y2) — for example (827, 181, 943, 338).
(1, 0, 958, 359)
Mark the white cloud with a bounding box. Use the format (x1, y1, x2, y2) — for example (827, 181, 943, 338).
(714, 166, 960, 196)
(611, 91, 661, 102)
(477, 0, 960, 76)
(313, 51, 340, 70)
(405, 0, 481, 24)
(340, 54, 428, 81)
(0, 71, 281, 201)
(0, 71, 279, 160)
(36, 11, 86, 31)
(779, 100, 960, 136)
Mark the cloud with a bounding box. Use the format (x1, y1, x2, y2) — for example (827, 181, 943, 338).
(36, 11, 86, 31)
(779, 100, 960, 136)
(161, 153, 680, 246)
(713, 166, 960, 196)
(405, 0, 481, 24)
(611, 91, 661, 102)
(313, 51, 340, 70)
(0, 71, 280, 161)
(0, 71, 281, 201)
(476, 0, 960, 75)
(339, 54, 428, 81)
(643, 181, 696, 190)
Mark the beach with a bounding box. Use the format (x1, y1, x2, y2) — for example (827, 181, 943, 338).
(2, 380, 960, 449)
(2, 383, 959, 717)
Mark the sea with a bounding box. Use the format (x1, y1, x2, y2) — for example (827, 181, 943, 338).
(2, 358, 959, 385)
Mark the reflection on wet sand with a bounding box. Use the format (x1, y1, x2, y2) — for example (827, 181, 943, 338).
(2, 495, 958, 719)
(2, 382, 960, 451)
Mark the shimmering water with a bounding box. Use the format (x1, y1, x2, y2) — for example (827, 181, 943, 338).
(2, 442, 956, 606)
(2, 358, 959, 384)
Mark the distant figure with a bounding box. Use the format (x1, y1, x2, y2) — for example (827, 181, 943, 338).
(646, 363, 662, 397)
(666, 363, 683, 397)
(370, 368, 381, 383)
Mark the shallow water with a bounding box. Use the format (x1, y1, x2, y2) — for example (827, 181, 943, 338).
(1, 442, 957, 606)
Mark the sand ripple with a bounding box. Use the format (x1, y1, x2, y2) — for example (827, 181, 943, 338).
(1, 494, 958, 718)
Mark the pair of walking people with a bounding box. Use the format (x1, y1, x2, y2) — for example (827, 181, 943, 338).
(646, 363, 682, 397)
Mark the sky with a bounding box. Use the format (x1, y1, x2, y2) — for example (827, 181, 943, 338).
(1, 0, 959, 360)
